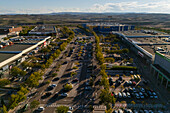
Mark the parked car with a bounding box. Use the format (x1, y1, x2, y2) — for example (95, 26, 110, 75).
(144, 110, 149, 113)
(133, 110, 138, 113)
(139, 110, 144, 113)
(147, 91, 153, 98)
(118, 76, 123, 81)
(69, 107, 73, 111)
(50, 84, 57, 87)
(133, 88, 137, 93)
(113, 110, 118, 113)
(63, 61, 68, 64)
(122, 92, 127, 98)
(72, 78, 79, 83)
(118, 92, 122, 98)
(85, 86, 92, 90)
(140, 88, 145, 93)
(139, 92, 144, 99)
(118, 109, 123, 113)
(132, 81, 137, 86)
(41, 92, 52, 99)
(52, 77, 60, 81)
(52, 92, 59, 99)
(148, 110, 154, 113)
(143, 93, 149, 98)
(135, 93, 140, 99)
(60, 93, 68, 97)
(152, 92, 158, 99)
(37, 107, 44, 112)
(126, 92, 131, 98)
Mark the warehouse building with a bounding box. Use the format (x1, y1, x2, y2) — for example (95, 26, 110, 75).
(150, 51, 170, 89)
(0, 36, 51, 76)
(29, 25, 57, 35)
(82, 23, 135, 33)
(0, 26, 22, 36)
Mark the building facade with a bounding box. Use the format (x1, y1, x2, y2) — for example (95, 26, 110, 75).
(82, 23, 135, 32)
(150, 51, 170, 89)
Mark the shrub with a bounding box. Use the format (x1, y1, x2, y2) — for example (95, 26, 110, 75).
(0, 79, 10, 87)
(131, 101, 136, 105)
(52, 73, 58, 77)
(64, 84, 73, 91)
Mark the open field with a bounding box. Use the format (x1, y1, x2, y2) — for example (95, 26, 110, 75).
(0, 13, 170, 29)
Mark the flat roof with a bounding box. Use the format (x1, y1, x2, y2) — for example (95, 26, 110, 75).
(0, 53, 16, 62)
(0, 44, 32, 52)
(14, 40, 40, 44)
(130, 37, 169, 44)
(126, 36, 170, 56)
(85, 23, 129, 26)
(120, 30, 168, 36)
(30, 26, 56, 32)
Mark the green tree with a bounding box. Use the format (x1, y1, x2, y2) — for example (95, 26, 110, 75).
(89, 78, 94, 86)
(0, 105, 8, 113)
(41, 48, 51, 54)
(26, 73, 40, 88)
(41, 64, 46, 70)
(64, 83, 73, 91)
(0, 79, 10, 87)
(30, 100, 40, 110)
(99, 89, 116, 107)
(129, 58, 133, 63)
(100, 77, 109, 89)
(52, 73, 58, 77)
(56, 106, 69, 113)
(122, 48, 129, 53)
(10, 66, 22, 77)
(1, 98, 5, 106)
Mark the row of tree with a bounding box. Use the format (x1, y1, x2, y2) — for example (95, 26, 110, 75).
(7, 27, 75, 111)
(99, 65, 116, 112)
(92, 31, 116, 112)
(93, 31, 105, 65)
(105, 48, 129, 54)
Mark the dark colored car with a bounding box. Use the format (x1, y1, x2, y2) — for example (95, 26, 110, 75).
(41, 92, 52, 99)
(72, 78, 79, 83)
(52, 77, 60, 81)
(63, 61, 68, 64)
(46, 86, 54, 91)
(52, 92, 59, 99)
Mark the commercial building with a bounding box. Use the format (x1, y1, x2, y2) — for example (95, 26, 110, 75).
(0, 26, 22, 36)
(29, 25, 57, 35)
(114, 30, 170, 89)
(115, 30, 170, 63)
(0, 36, 51, 76)
(150, 51, 170, 89)
(82, 23, 135, 33)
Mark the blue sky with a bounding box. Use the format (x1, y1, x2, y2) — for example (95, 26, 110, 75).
(0, 0, 170, 14)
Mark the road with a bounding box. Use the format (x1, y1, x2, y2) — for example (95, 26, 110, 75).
(22, 36, 95, 113)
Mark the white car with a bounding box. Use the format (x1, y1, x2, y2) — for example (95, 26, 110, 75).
(122, 92, 127, 98)
(118, 92, 122, 98)
(126, 92, 131, 98)
(37, 107, 44, 112)
(85, 86, 92, 90)
(51, 84, 57, 87)
(69, 107, 73, 111)
(60, 93, 68, 97)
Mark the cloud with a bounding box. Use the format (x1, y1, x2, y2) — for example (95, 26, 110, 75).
(88, 1, 170, 13)
(0, 1, 170, 14)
